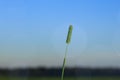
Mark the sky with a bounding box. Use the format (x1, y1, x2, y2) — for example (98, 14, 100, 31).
(0, 0, 120, 68)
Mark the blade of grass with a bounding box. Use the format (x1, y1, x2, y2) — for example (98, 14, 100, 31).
(61, 25, 73, 80)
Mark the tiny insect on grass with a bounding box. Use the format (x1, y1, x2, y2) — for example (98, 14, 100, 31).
(61, 25, 73, 80)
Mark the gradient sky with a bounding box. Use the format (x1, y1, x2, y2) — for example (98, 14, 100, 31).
(0, 0, 120, 68)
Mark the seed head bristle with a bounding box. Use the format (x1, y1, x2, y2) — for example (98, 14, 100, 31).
(66, 25, 73, 44)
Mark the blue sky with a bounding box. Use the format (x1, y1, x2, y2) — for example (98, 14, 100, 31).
(0, 0, 120, 68)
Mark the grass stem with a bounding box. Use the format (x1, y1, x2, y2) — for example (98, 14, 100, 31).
(61, 44, 69, 80)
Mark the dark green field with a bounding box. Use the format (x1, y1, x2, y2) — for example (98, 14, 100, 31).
(0, 76, 120, 80)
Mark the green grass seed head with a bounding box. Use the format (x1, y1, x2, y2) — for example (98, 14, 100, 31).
(61, 25, 73, 80)
(66, 25, 73, 44)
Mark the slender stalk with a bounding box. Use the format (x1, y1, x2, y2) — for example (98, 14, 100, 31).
(61, 25, 73, 80)
(61, 44, 69, 80)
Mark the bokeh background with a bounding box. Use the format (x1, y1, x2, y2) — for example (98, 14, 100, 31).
(0, 0, 120, 80)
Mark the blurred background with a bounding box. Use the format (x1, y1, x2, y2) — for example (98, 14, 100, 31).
(0, 0, 120, 80)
